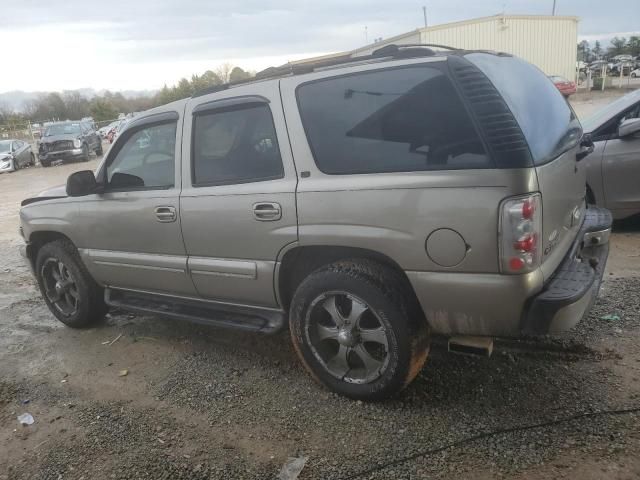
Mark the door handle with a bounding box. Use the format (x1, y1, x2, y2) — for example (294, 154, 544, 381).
(155, 206, 177, 223)
(253, 202, 282, 221)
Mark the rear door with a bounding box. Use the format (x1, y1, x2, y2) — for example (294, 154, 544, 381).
(466, 53, 586, 279)
(180, 82, 298, 307)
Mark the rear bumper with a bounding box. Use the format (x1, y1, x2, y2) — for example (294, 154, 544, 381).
(520, 206, 612, 335)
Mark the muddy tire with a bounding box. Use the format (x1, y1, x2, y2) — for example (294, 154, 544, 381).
(35, 240, 107, 328)
(289, 259, 430, 401)
(95, 142, 103, 157)
(40, 159, 50, 167)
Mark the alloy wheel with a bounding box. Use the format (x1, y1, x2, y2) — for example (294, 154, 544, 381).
(305, 292, 390, 384)
(41, 258, 80, 316)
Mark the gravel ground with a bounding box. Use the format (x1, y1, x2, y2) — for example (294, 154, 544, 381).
(1, 99, 640, 479)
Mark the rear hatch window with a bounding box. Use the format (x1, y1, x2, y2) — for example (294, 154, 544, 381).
(465, 53, 582, 165)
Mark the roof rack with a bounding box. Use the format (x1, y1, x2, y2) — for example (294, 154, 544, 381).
(191, 43, 461, 98)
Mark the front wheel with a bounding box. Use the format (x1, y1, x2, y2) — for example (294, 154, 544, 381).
(289, 260, 430, 401)
(35, 240, 107, 328)
(30, 153, 36, 166)
(95, 142, 103, 157)
(81, 143, 90, 162)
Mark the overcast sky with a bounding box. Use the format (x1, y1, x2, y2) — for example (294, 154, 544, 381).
(0, 0, 638, 93)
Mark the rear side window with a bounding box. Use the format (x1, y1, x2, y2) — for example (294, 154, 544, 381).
(297, 65, 490, 174)
(192, 104, 284, 186)
(466, 53, 582, 165)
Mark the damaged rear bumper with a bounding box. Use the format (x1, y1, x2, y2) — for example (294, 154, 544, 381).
(520, 206, 612, 335)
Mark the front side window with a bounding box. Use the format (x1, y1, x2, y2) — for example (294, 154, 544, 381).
(106, 121, 177, 189)
(192, 104, 284, 186)
(296, 65, 490, 174)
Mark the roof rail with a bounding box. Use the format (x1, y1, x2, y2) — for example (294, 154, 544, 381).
(372, 43, 460, 57)
(192, 43, 460, 98)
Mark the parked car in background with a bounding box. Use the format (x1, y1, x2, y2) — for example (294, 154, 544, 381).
(631, 68, 640, 78)
(108, 119, 129, 143)
(0, 139, 35, 173)
(610, 63, 633, 76)
(98, 120, 121, 139)
(549, 75, 577, 97)
(38, 121, 103, 167)
(19, 47, 611, 400)
(582, 88, 640, 220)
(589, 61, 608, 77)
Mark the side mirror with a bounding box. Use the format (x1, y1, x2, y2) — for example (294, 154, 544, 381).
(66, 170, 98, 197)
(576, 133, 594, 162)
(618, 118, 640, 138)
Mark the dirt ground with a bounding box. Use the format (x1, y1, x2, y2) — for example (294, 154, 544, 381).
(1, 92, 640, 480)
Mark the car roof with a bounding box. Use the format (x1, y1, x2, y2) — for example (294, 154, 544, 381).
(190, 44, 508, 99)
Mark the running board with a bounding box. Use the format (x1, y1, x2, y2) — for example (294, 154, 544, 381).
(104, 288, 286, 334)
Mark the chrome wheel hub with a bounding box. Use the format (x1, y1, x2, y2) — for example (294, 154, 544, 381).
(337, 328, 358, 347)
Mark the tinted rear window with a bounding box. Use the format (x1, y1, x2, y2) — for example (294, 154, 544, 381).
(296, 65, 490, 174)
(466, 53, 582, 165)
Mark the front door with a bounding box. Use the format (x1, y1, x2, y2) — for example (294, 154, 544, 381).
(75, 111, 197, 296)
(602, 135, 640, 214)
(180, 82, 298, 308)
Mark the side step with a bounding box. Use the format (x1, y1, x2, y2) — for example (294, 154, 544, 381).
(448, 335, 494, 357)
(104, 288, 286, 334)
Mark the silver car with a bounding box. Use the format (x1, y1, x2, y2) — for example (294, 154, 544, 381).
(19, 45, 612, 400)
(582, 89, 640, 219)
(0, 139, 36, 173)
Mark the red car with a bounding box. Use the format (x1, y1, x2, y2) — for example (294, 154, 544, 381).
(549, 75, 577, 97)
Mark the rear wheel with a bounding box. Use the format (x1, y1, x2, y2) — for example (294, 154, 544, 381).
(40, 159, 50, 167)
(95, 142, 103, 157)
(289, 260, 430, 401)
(35, 240, 107, 328)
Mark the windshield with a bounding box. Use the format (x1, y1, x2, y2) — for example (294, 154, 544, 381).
(467, 53, 582, 165)
(582, 89, 640, 132)
(0, 141, 11, 153)
(44, 123, 82, 136)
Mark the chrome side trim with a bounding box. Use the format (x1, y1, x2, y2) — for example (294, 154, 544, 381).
(93, 261, 184, 273)
(188, 257, 257, 279)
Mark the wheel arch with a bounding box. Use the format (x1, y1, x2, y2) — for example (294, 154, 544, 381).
(26, 231, 75, 269)
(277, 245, 421, 314)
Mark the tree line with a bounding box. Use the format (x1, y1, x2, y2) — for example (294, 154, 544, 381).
(0, 64, 254, 126)
(577, 36, 640, 63)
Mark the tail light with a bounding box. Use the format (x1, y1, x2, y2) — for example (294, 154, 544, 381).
(499, 193, 542, 274)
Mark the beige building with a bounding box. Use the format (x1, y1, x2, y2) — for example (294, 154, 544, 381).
(295, 15, 579, 81)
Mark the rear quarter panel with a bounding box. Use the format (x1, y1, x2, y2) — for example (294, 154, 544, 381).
(279, 63, 540, 274)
